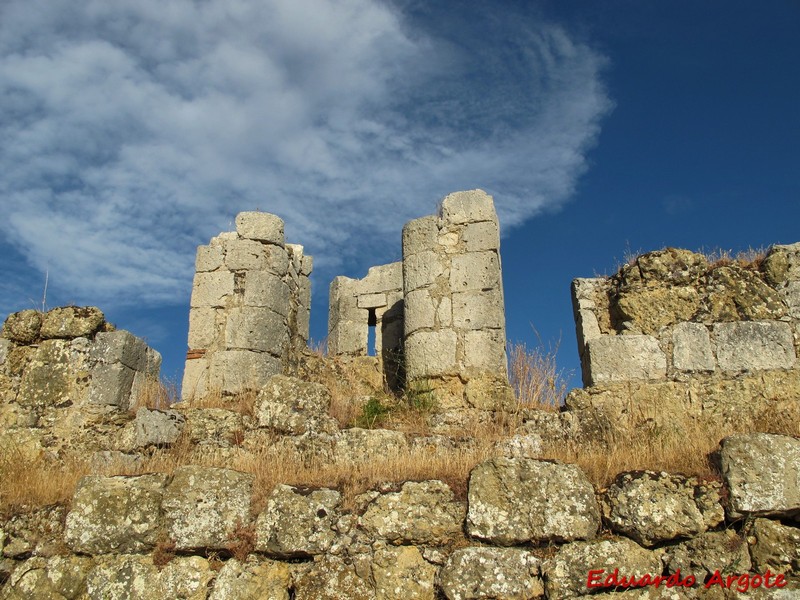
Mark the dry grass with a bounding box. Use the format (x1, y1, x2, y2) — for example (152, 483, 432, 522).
(701, 246, 768, 270)
(128, 377, 177, 412)
(182, 387, 260, 418)
(508, 339, 569, 411)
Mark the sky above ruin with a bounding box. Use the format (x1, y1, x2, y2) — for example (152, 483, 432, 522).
(1, 1, 798, 390)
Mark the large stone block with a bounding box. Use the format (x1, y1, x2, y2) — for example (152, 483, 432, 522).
(235, 212, 285, 245)
(467, 457, 600, 545)
(65, 474, 168, 554)
(264, 244, 290, 275)
(571, 278, 605, 353)
(181, 357, 208, 400)
(763, 241, 800, 286)
(88, 362, 136, 408)
(439, 189, 497, 225)
(373, 545, 437, 600)
(190, 272, 235, 308)
(17, 340, 77, 408)
(40, 306, 105, 339)
(2, 309, 43, 343)
(359, 262, 403, 293)
(208, 558, 290, 600)
(255, 375, 337, 435)
(328, 320, 367, 356)
(135, 408, 185, 447)
(224, 238, 269, 271)
(187, 307, 219, 349)
(450, 251, 501, 291)
(462, 220, 500, 253)
(405, 329, 457, 378)
(720, 433, 800, 519)
(225, 307, 288, 355)
(672, 322, 715, 372)
(91, 330, 148, 370)
(715, 321, 796, 372)
(403, 250, 446, 291)
(243, 272, 290, 314)
(208, 350, 282, 394)
(357, 292, 386, 309)
(452, 289, 505, 330)
(163, 466, 254, 551)
(584, 335, 667, 384)
(195, 244, 224, 272)
(404, 289, 436, 334)
(440, 548, 543, 600)
(402, 215, 438, 257)
(464, 329, 507, 372)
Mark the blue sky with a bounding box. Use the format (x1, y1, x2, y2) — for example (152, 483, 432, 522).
(1, 1, 798, 391)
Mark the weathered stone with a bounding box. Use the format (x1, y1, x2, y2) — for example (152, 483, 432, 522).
(720, 433, 800, 518)
(665, 529, 751, 577)
(440, 547, 543, 600)
(0, 338, 9, 366)
(750, 518, 800, 575)
(17, 340, 77, 407)
(195, 243, 224, 272)
(91, 330, 148, 370)
(243, 271, 290, 314)
(404, 289, 436, 334)
(190, 271, 235, 308)
(602, 471, 724, 547)
(403, 250, 446, 291)
(85, 555, 160, 600)
(293, 555, 373, 600)
(224, 238, 269, 270)
(402, 215, 439, 257)
(452, 289, 504, 329)
(494, 433, 544, 459)
(187, 307, 219, 349)
(207, 349, 282, 394)
(467, 457, 600, 545)
(2, 309, 43, 343)
(373, 545, 437, 600)
(208, 557, 290, 600)
(235, 212, 285, 245)
(706, 265, 787, 320)
(87, 362, 136, 408)
(255, 485, 340, 557)
(225, 307, 288, 355)
(162, 466, 253, 550)
(405, 330, 457, 378)
(463, 330, 507, 373)
(65, 474, 168, 554)
(463, 220, 500, 253)
(183, 408, 244, 447)
(255, 375, 338, 435)
(464, 375, 514, 410)
(360, 480, 464, 545)
(134, 408, 185, 447)
(544, 537, 662, 599)
(672, 322, 715, 371)
(616, 285, 701, 334)
(584, 335, 666, 384)
(714, 321, 796, 372)
(450, 251, 501, 291)
(763, 242, 800, 286)
(40, 306, 105, 339)
(158, 556, 215, 600)
(0, 555, 93, 600)
(439, 189, 497, 225)
(334, 427, 407, 463)
(627, 248, 709, 286)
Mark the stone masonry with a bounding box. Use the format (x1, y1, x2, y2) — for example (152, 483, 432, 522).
(328, 263, 404, 390)
(182, 212, 312, 400)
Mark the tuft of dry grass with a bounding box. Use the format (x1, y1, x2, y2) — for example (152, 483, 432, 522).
(701, 246, 768, 271)
(508, 339, 569, 411)
(183, 388, 260, 418)
(128, 377, 177, 412)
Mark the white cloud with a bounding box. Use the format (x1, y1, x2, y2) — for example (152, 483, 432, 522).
(0, 0, 612, 309)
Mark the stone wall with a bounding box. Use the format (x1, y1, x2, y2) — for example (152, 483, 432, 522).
(570, 243, 800, 427)
(182, 212, 312, 399)
(3, 425, 798, 598)
(328, 263, 404, 389)
(0, 306, 161, 456)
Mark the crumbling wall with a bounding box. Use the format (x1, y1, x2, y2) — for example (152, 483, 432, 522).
(570, 243, 800, 426)
(182, 212, 312, 400)
(328, 263, 404, 389)
(0, 306, 161, 455)
(402, 190, 511, 410)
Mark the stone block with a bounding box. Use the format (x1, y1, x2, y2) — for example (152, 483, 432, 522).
(235, 211, 285, 245)
(163, 466, 254, 551)
(88, 362, 136, 408)
(85, 555, 160, 600)
(763, 241, 800, 285)
(364, 261, 403, 290)
(405, 330, 457, 378)
(300, 254, 313, 276)
(293, 556, 372, 600)
(208, 350, 281, 394)
(404, 289, 436, 334)
(373, 545, 437, 600)
(187, 307, 219, 349)
(783, 280, 800, 318)
(208, 558, 291, 600)
(439, 189, 497, 225)
(440, 548, 543, 600)
(462, 220, 500, 252)
(91, 330, 147, 370)
(357, 293, 387, 309)
(183, 408, 244, 447)
(195, 244, 224, 272)
(672, 322, 715, 372)
(714, 321, 796, 371)
(181, 357, 208, 401)
(666, 529, 752, 578)
(224, 239, 268, 271)
(720, 433, 800, 519)
(297, 307, 310, 342)
(328, 320, 367, 356)
(17, 340, 76, 408)
(450, 251, 501, 291)
(255, 484, 340, 557)
(750, 518, 800, 574)
(584, 335, 667, 384)
(225, 307, 288, 355)
(452, 289, 505, 330)
(255, 375, 337, 435)
(464, 329, 507, 372)
(0, 338, 9, 366)
(285, 243, 304, 273)
(402, 215, 438, 257)
(190, 272, 234, 308)
(436, 296, 452, 327)
(135, 408, 185, 447)
(2, 309, 42, 343)
(65, 474, 168, 554)
(403, 250, 446, 291)
(40, 306, 105, 339)
(243, 271, 290, 315)
(467, 457, 600, 545)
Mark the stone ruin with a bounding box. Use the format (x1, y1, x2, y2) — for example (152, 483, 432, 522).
(182, 212, 312, 400)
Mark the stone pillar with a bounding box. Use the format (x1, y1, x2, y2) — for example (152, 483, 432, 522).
(402, 190, 510, 409)
(182, 212, 312, 400)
